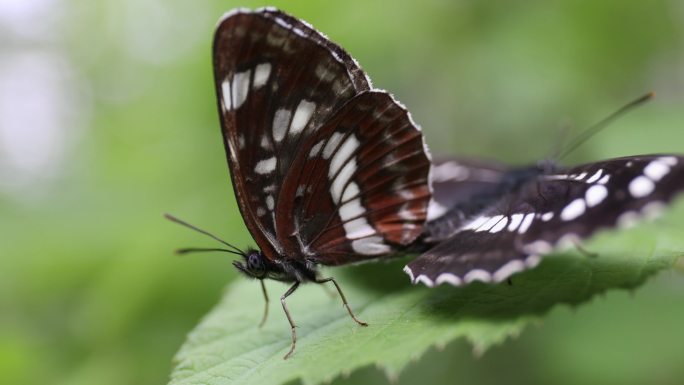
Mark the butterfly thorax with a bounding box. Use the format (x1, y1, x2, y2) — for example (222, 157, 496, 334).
(500, 164, 547, 190)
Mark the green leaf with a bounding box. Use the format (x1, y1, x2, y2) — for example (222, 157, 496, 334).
(168, 199, 684, 385)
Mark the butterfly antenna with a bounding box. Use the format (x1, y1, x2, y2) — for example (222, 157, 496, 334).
(556, 91, 655, 161)
(164, 213, 246, 256)
(174, 247, 245, 257)
(545, 119, 572, 162)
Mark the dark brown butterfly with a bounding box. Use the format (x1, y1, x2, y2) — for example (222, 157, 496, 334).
(207, 7, 430, 359)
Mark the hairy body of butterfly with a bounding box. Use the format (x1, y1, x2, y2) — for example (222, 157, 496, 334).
(213, 8, 431, 358)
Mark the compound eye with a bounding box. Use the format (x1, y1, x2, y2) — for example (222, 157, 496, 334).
(247, 253, 265, 275)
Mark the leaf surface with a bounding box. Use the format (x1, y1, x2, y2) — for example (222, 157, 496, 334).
(169, 199, 684, 385)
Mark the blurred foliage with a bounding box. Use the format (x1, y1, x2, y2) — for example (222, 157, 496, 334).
(1, 0, 683, 385)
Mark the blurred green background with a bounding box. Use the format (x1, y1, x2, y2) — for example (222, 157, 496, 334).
(2, 0, 684, 384)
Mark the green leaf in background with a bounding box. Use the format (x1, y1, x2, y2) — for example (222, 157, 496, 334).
(168, 198, 684, 385)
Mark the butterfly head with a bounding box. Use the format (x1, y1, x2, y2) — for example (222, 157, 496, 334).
(232, 249, 268, 279)
(164, 214, 287, 280)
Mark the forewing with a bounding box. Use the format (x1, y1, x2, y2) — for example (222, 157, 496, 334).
(406, 155, 684, 286)
(277, 91, 432, 265)
(213, 9, 371, 258)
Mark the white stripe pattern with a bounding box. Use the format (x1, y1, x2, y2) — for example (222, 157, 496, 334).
(327, 133, 389, 254)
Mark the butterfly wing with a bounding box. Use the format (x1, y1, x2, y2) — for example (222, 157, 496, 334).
(426, 157, 510, 240)
(213, 9, 372, 259)
(406, 155, 684, 286)
(277, 91, 431, 265)
(214, 9, 431, 263)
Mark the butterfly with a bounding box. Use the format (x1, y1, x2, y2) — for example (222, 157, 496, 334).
(208, 7, 431, 359)
(168, 7, 684, 359)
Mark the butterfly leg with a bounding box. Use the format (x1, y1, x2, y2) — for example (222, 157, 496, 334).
(315, 277, 368, 327)
(258, 280, 269, 328)
(320, 282, 337, 298)
(281, 281, 300, 360)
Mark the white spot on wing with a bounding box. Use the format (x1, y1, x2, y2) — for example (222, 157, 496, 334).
(315, 63, 335, 82)
(476, 215, 504, 232)
(464, 216, 489, 231)
(273, 16, 292, 29)
(560, 198, 586, 221)
(629, 175, 654, 198)
(398, 189, 415, 199)
(493, 260, 526, 282)
(436, 273, 462, 286)
(398, 204, 417, 220)
(525, 254, 542, 268)
(659, 156, 678, 166)
(573, 172, 587, 180)
(416, 275, 434, 287)
(351, 236, 390, 255)
(507, 213, 524, 231)
(432, 161, 470, 182)
(489, 216, 509, 233)
(585, 169, 603, 183)
(341, 177, 360, 202)
(585, 184, 608, 207)
(556, 233, 580, 250)
(427, 200, 448, 221)
(331, 159, 356, 203)
(644, 160, 670, 181)
(524, 240, 552, 254)
(642, 201, 665, 219)
(290, 100, 315, 136)
(324, 133, 387, 252)
(272, 109, 291, 142)
(308, 140, 324, 158)
(221, 78, 232, 110)
(541, 212, 554, 221)
(331, 78, 348, 94)
(344, 217, 376, 239)
(252, 63, 271, 89)
(231, 70, 251, 109)
(597, 174, 610, 185)
(338, 186, 372, 237)
(254, 156, 276, 174)
(329, 135, 359, 177)
(323, 132, 344, 159)
(403, 265, 415, 282)
(464, 269, 492, 283)
(617, 211, 639, 228)
(518, 213, 535, 233)
(227, 138, 238, 164)
(543, 174, 572, 181)
(266, 195, 275, 210)
(337, 187, 377, 241)
(266, 32, 286, 46)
